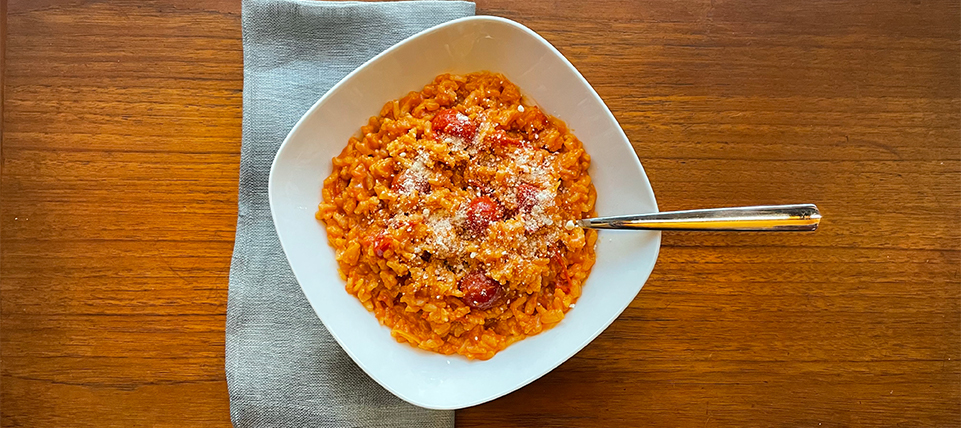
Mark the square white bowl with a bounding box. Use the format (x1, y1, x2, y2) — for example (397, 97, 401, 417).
(269, 16, 660, 410)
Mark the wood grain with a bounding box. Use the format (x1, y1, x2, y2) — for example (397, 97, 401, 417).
(1, 0, 958, 427)
(1, 1, 241, 426)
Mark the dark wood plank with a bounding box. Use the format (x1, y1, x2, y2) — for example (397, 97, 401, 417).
(0, 0, 958, 427)
(1, 1, 241, 426)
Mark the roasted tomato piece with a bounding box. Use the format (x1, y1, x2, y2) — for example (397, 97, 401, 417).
(551, 251, 572, 293)
(516, 183, 539, 213)
(487, 129, 525, 147)
(458, 271, 504, 310)
(390, 170, 430, 194)
(431, 108, 477, 140)
(366, 231, 393, 257)
(466, 196, 503, 235)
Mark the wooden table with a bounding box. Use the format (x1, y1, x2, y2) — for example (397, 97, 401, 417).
(2, 0, 958, 426)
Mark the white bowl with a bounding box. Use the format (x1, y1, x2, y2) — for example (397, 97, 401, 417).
(269, 16, 660, 410)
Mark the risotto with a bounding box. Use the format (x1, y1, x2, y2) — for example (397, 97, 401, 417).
(317, 72, 597, 360)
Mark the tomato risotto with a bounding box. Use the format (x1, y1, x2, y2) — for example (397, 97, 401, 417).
(317, 72, 597, 360)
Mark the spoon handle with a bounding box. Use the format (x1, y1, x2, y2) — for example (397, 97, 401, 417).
(576, 204, 821, 231)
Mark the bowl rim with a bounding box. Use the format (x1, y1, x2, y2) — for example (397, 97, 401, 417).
(268, 15, 661, 409)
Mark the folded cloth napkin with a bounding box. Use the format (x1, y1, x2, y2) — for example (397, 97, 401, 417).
(227, 1, 474, 426)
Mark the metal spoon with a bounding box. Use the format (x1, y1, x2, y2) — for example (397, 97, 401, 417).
(576, 204, 821, 231)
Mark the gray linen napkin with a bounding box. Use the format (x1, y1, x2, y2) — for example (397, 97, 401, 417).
(227, 1, 474, 426)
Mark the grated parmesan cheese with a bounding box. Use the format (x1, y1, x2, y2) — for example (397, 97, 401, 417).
(395, 151, 430, 196)
(386, 115, 573, 270)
